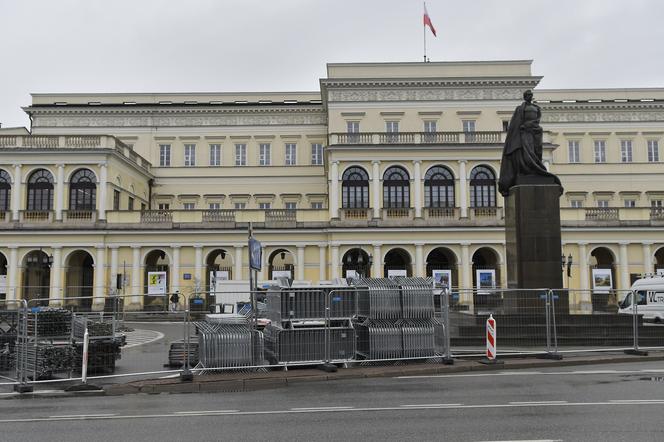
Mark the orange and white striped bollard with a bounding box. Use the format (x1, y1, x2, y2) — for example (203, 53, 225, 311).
(486, 314, 496, 361)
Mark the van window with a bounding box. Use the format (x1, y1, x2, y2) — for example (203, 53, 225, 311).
(636, 291, 647, 305)
(622, 293, 632, 308)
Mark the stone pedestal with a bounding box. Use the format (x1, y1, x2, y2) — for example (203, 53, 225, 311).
(504, 183, 568, 313)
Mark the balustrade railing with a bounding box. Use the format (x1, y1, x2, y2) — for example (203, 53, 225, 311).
(426, 207, 456, 218)
(21, 210, 53, 222)
(65, 136, 102, 147)
(64, 210, 96, 222)
(141, 210, 173, 223)
(341, 208, 370, 220)
(330, 131, 504, 145)
(650, 207, 664, 220)
(471, 207, 498, 218)
(265, 209, 297, 223)
(585, 207, 619, 221)
(202, 209, 236, 223)
(0, 211, 9, 222)
(384, 207, 412, 219)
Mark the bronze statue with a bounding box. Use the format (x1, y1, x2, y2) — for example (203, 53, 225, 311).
(498, 90, 562, 196)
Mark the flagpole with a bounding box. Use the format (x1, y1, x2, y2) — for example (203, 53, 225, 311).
(423, 2, 427, 62)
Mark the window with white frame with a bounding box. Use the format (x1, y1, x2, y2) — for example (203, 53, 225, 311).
(423, 120, 437, 133)
(209, 202, 221, 210)
(285, 143, 297, 166)
(593, 140, 606, 163)
(647, 140, 659, 162)
(385, 121, 399, 133)
(462, 120, 476, 132)
(259, 202, 271, 209)
(184, 144, 196, 166)
(502, 120, 510, 132)
(159, 144, 171, 167)
(285, 202, 297, 210)
(597, 200, 609, 208)
(259, 143, 271, 166)
(347, 121, 360, 133)
(568, 140, 580, 163)
(570, 200, 583, 208)
(209, 144, 221, 166)
(311, 143, 323, 165)
(620, 140, 633, 163)
(624, 199, 636, 208)
(158, 203, 170, 210)
(234, 202, 246, 209)
(235, 144, 247, 166)
(651, 199, 663, 208)
(311, 202, 323, 209)
(183, 202, 195, 210)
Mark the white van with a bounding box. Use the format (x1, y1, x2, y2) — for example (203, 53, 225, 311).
(618, 276, 664, 323)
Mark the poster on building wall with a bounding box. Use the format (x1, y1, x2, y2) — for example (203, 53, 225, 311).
(387, 269, 407, 279)
(0, 275, 6, 294)
(147, 271, 167, 295)
(272, 270, 292, 280)
(592, 268, 613, 293)
(432, 269, 452, 289)
(476, 270, 496, 294)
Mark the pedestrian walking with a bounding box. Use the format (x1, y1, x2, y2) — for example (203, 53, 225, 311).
(170, 291, 180, 312)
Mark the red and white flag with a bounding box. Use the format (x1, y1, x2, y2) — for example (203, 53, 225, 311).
(423, 3, 437, 37)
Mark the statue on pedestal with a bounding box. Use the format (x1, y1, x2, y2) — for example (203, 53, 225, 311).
(498, 90, 562, 197)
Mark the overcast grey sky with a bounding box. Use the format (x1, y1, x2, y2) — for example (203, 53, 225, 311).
(1, 0, 663, 128)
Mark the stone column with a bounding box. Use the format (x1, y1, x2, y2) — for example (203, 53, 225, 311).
(415, 243, 424, 277)
(94, 246, 106, 310)
(642, 242, 653, 274)
(110, 246, 119, 294)
(319, 245, 327, 281)
(234, 246, 243, 280)
(297, 245, 305, 281)
(7, 246, 18, 301)
(578, 242, 591, 312)
(619, 242, 629, 291)
(55, 164, 65, 221)
(331, 245, 340, 280)
(329, 161, 339, 219)
(372, 243, 382, 278)
(171, 246, 181, 295)
(460, 243, 472, 303)
(12, 164, 22, 221)
(50, 246, 63, 305)
(194, 245, 203, 292)
(98, 163, 108, 220)
(413, 160, 422, 218)
(131, 246, 141, 307)
(372, 160, 381, 219)
(458, 160, 468, 218)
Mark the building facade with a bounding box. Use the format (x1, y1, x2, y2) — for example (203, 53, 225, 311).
(1, 60, 663, 311)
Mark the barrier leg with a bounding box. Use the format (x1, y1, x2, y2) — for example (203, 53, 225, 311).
(624, 291, 648, 357)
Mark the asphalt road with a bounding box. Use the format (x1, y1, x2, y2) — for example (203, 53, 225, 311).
(1, 360, 664, 441)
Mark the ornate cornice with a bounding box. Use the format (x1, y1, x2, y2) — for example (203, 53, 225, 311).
(541, 102, 664, 123)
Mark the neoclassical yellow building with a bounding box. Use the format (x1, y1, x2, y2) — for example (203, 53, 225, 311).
(0, 60, 663, 311)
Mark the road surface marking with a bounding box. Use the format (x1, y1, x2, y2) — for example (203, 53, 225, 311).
(175, 410, 239, 414)
(400, 403, 463, 407)
(2, 400, 664, 424)
(509, 401, 568, 405)
(609, 399, 664, 403)
(398, 368, 664, 380)
(123, 329, 164, 349)
(49, 414, 116, 418)
(477, 440, 562, 442)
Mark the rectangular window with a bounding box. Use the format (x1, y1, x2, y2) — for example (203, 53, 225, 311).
(234, 202, 246, 209)
(259, 202, 271, 210)
(285, 202, 297, 210)
(311, 202, 323, 209)
(128, 197, 134, 211)
(651, 199, 663, 208)
(423, 120, 437, 133)
(158, 203, 170, 210)
(347, 121, 360, 133)
(597, 200, 609, 208)
(462, 120, 476, 132)
(259, 143, 271, 166)
(570, 200, 583, 208)
(113, 190, 120, 210)
(209, 202, 221, 210)
(620, 140, 633, 163)
(285, 143, 297, 166)
(593, 140, 606, 163)
(209, 144, 221, 166)
(183, 202, 195, 210)
(184, 144, 196, 166)
(502, 120, 510, 132)
(385, 121, 399, 133)
(141, 203, 146, 211)
(159, 144, 171, 167)
(648, 140, 660, 162)
(624, 199, 636, 208)
(311, 143, 323, 165)
(568, 140, 580, 163)
(235, 144, 247, 166)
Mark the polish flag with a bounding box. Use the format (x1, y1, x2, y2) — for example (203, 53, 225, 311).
(423, 4, 437, 37)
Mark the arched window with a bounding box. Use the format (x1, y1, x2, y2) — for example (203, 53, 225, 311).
(0, 169, 11, 211)
(469, 166, 496, 208)
(383, 166, 410, 209)
(27, 169, 54, 211)
(342, 167, 369, 209)
(424, 166, 455, 208)
(69, 169, 97, 211)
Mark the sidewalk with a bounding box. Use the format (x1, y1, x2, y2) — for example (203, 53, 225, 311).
(104, 350, 664, 396)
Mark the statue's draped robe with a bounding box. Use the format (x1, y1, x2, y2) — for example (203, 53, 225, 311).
(498, 102, 562, 197)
